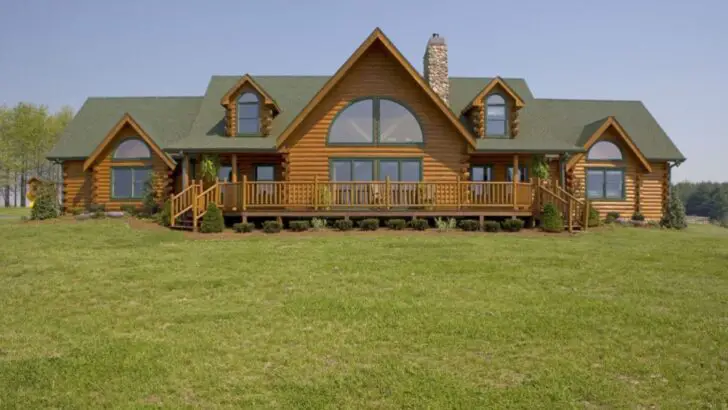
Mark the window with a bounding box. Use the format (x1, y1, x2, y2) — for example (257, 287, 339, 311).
(377, 160, 421, 181)
(507, 166, 529, 182)
(486, 94, 507, 137)
(586, 168, 625, 200)
(113, 138, 150, 159)
(328, 98, 423, 144)
(587, 141, 623, 161)
(471, 165, 493, 182)
(218, 166, 233, 181)
(331, 159, 421, 181)
(237, 92, 260, 134)
(112, 167, 151, 199)
(255, 165, 275, 181)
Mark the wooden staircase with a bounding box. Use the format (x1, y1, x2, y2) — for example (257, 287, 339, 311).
(170, 180, 222, 230)
(533, 180, 590, 232)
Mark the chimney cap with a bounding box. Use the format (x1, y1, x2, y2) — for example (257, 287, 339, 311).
(427, 32, 446, 45)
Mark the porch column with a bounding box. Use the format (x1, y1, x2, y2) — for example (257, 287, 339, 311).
(231, 154, 238, 183)
(513, 154, 519, 209)
(182, 153, 190, 188)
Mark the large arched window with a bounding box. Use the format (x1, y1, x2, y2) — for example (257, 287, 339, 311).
(587, 141, 623, 161)
(113, 138, 150, 159)
(237, 92, 260, 134)
(486, 94, 507, 137)
(328, 98, 424, 144)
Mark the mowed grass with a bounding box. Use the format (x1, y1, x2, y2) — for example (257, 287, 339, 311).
(0, 207, 29, 218)
(0, 219, 726, 408)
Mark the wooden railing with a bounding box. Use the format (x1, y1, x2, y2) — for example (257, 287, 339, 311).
(169, 183, 197, 226)
(533, 179, 589, 232)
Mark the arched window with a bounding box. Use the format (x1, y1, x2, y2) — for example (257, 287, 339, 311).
(237, 92, 260, 134)
(113, 138, 150, 159)
(588, 141, 623, 161)
(486, 94, 507, 137)
(328, 98, 424, 144)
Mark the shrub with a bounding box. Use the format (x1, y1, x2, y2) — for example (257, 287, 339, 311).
(91, 211, 105, 219)
(311, 217, 327, 231)
(289, 220, 311, 232)
(386, 219, 407, 230)
(70, 208, 84, 216)
(484, 220, 501, 232)
(358, 218, 379, 231)
(631, 211, 645, 221)
(87, 203, 105, 213)
(157, 200, 171, 227)
(233, 222, 255, 233)
(120, 204, 138, 216)
(200, 203, 224, 233)
(409, 218, 429, 231)
(501, 219, 524, 232)
(606, 211, 620, 224)
(661, 194, 687, 230)
(334, 219, 354, 231)
(141, 177, 160, 216)
(435, 217, 457, 232)
(30, 185, 59, 221)
(647, 220, 661, 229)
(263, 220, 283, 233)
(541, 203, 564, 233)
(588, 206, 600, 227)
(458, 219, 480, 232)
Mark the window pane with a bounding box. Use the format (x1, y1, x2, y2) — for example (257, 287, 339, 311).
(332, 161, 351, 181)
(113, 168, 133, 198)
(401, 161, 420, 181)
(588, 141, 623, 161)
(218, 165, 233, 181)
(486, 106, 506, 119)
(472, 166, 484, 181)
(379, 161, 399, 181)
(329, 100, 374, 143)
(238, 104, 258, 119)
(486, 94, 505, 105)
(520, 167, 528, 182)
(605, 170, 624, 199)
(114, 139, 150, 159)
(353, 161, 373, 181)
(586, 169, 605, 199)
(238, 118, 259, 134)
(256, 165, 274, 181)
(487, 119, 506, 136)
(133, 168, 151, 198)
(239, 92, 258, 103)
(379, 100, 423, 143)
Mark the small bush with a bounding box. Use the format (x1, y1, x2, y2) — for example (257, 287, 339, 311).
(157, 200, 171, 227)
(588, 206, 600, 227)
(541, 203, 564, 233)
(631, 211, 645, 221)
(458, 219, 480, 232)
(263, 220, 282, 233)
(87, 203, 105, 213)
(334, 219, 354, 231)
(233, 222, 255, 233)
(200, 203, 224, 233)
(501, 219, 524, 232)
(70, 208, 84, 216)
(289, 220, 310, 232)
(30, 185, 59, 221)
(91, 211, 105, 219)
(386, 219, 407, 230)
(141, 176, 160, 216)
(311, 217, 327, 231)
(358, 218, 379, 231)
(647, 220, 661, 229)
(605, 211, 620, 224)
(484, 220, 501, 232)
(120, 204, 138, 216)
(435, 217, 457, 232)
(661, 194, 687, 230)
(409, 218, 429, 231)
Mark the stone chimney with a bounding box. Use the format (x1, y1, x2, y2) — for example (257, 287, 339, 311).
(423, 33, 449, 104)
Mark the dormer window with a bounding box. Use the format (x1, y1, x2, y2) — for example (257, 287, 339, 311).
(237, 92, 260, 134)
(113, 138, 151, 159)
(587, 141, 623, 161)
(486, 94, 507, 137)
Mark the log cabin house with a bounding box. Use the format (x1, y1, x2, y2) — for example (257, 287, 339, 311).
(48, 28, 685, 231)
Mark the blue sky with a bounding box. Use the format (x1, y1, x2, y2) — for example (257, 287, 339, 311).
(1, 0, 726, 182)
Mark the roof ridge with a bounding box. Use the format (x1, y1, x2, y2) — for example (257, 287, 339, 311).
(210, 74, 331, 79)
(87, 96, 202, 100)
(535, 97, 643, 103)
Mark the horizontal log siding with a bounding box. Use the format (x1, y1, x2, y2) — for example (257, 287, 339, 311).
(62, 160, 91, 211)
(282, 42, 468, 183)
(91, 124, 169, 210)
(640, 161, 667, 220)
(470, 154, 562, 184)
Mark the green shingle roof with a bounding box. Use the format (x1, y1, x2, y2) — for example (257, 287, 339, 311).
(49, 75, 684, 161)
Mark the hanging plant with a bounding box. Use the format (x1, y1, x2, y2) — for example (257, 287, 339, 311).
(531, 155, 550, 180)
(199, 154, 220, 182)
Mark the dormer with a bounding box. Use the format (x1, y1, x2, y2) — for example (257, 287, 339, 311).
(462, 77, 525, 139)
(220, 74, 280, 137)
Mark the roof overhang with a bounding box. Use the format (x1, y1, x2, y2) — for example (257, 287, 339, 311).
(274, 28, 477, 150)
(567, 116, 652, 172)
(83, 113, 176, 171)
(462, 76, 526, 113)
(220, 74, 281, 113)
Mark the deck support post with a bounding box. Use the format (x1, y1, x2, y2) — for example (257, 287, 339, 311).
(567, 198, 573, 233)
(242, 175, 247, 211)
(479, 215, 484, 227)
(385, 176, 391, 209)
(231, 154, 238, 183)
(183, 153, 190, 188)
(456, 175, 461, 209)
(314, 175, 319, 211)
(583, 198, 590, 231)
(241, 214, 247, 223)
(276, 216, 282, 225)
(513, 154, 519, 210)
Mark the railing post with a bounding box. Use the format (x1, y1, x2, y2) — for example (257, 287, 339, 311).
(567, 198, 573, 233)
(456, 176, 461, 209)
(513, 154, 519, 210)
(242, 175, 247, 211)
(314, 175, 319, 211)
(385, 176, 391, 209)
(583, 198, 590, 231)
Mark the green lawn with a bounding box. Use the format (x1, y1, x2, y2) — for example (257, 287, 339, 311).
(0, 207, 29, 218)
(1, 219, 727, 408)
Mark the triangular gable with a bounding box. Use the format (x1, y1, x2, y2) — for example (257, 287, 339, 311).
(462, 77, 525, 112)
(567, 116, 652, 172)
(275, 28, 477, 149)
(83, 113, 176, 171)
(220, 74, 281, 113)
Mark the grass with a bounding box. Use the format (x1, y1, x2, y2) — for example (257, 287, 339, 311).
(1, 219, 727, 408)
(0, 207, 29, 218)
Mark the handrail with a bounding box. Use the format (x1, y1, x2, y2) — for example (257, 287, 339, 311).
(195, 181, 220, 222)
(170, 183, 197, 226)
